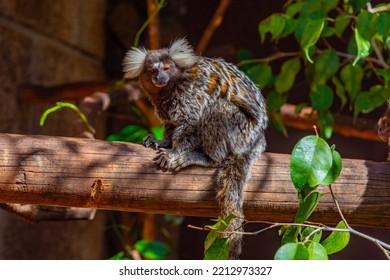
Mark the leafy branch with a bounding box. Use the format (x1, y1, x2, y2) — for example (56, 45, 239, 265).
(328, 185, 390, 258)
(239, 0, 390, 139)
(194, 133, 390, 260)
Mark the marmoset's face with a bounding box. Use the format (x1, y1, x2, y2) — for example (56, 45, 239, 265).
(144, 51, 181, 88)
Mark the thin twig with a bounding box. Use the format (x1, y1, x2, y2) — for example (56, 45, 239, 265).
(189, 196, 390, 259)
(244, 222, 349, 236)
(196, 0, 232, 53)
(328, 185, 390, 259)
(188, 221, 349, 236)
(133, 0, 166, 48)
(303, 227, 324, 243)
(187, 224, 214, 232)
(108, 213, 138, 259)
(371, 38, 390, 69)
(335, 50, 389, 69)
(236, 52, 300, 67)
(367, 3, 390, 13)
(328, 185, 349, 227)
(237, 48, 389, 70)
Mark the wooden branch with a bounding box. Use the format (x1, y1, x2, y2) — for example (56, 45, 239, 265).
(281, 104, 381, 142)
(146, 0, 161, 49)
(0, 204, 95, 223)
(18, 82, 114, 104)
(196, 0, 232, 53)
(0, 133, 389, 228)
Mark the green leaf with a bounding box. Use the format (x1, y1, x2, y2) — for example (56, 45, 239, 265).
(317, 110, 334, 139)
(270, 111, 288, 137)
(294, 0, 323, 42)
(295, 191, 322, 223)
(356, 10, 378, 41)
(203, 238, 230, 260)
(307, 242, 328, 260)
(269, 13, 286, 41)
(134, 240, 170, 260)
(151, 126, 164, 140)
(346, 0, 370, 13)
(237, 48, 255, 61)
(275, 57, 301, 94)
(321, 26, 335, 37)
(310, 85, 334, 111)
(290, 135, 333, 192)
(334, 14, 351, 38)
(204, 215, 234, 251)
(302, 227, 322, 243)
(322, 0, 339, 13)
(376, 69, 390, 89)
(237, 49, 255, 72)
(313, 50, 339, 85)
(285, 2, 303, 17)
(278, 225, 289, 236)
(340, 63, 363, 102)
(108, 251, 130, 260)
(281, 226, 300, 245)
(106, 125, 149, 143)
(321, 221, 350, 255)
(267, 90, 288, 137)
(354, 86, 390, 120)
(376, 11, 390, 41)
(321, 146, 342, 185)
(246, 63, 273, 89)
(332, 76, 348, 110)
(274, 243, 310, 260)
(280, 18, 297, 38)
(299, 0, 323, 19)
(267, 90, 287, 113)
(353, 28, 371, 66)
(300, 19, 325, 63)
(259, 17, 271, 43)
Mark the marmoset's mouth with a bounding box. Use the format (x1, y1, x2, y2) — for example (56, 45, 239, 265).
(153, 81, 167, 88)
(152, 78, 168, 88)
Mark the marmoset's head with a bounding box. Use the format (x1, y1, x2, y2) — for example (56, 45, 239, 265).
(123, 38, 199, 88)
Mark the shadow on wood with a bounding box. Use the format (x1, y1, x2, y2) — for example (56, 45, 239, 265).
(0, 133, 389, 227)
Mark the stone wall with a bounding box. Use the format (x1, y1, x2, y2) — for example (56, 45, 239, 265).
(0, 0, 108, 259)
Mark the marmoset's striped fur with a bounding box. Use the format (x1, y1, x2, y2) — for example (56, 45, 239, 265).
(123, 39, 268, 259)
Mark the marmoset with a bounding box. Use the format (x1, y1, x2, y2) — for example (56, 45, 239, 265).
(123, 39, 268, 259)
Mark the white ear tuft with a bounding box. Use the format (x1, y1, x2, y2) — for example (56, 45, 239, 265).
(169, 38, 199, 68)
(122, 47, 148, 78)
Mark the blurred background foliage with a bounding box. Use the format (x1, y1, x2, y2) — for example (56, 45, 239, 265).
(238, 0, 389, 139)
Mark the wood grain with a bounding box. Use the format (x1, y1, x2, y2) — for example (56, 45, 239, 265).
(0, 133, 389, 227)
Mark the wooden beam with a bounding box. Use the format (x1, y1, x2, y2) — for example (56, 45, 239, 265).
(0, 133, 389, 227)
(280, 104, 381, 142)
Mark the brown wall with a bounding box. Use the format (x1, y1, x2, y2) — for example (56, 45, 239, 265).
(0, 0, 105, 135)
(0, 0, 107, 259)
